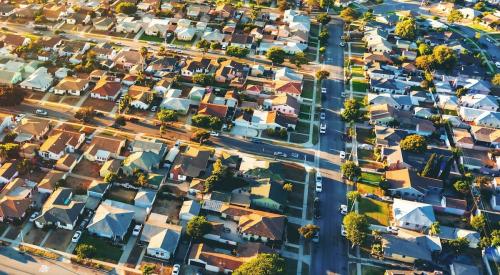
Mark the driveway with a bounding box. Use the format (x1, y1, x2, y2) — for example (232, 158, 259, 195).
(229, 126, 259, 137)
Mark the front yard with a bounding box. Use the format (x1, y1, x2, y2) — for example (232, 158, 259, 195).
(352, 79, 368, 93)
(301, 79, 315, 99)
(139, 33, 164, 42)
(77, 233, 123, 263)
(360, 172, 382, 184)
(44, 229, 74, 251)
(358, 198, 391, 226)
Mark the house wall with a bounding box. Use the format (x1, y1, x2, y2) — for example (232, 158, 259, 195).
(386, 252, 417, 264)
(491, 196, 500, 211)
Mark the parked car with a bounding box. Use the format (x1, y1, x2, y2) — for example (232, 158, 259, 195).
(15, 114, 26, 122)
(312, 231, 320, 243)
(339, 204, 348, 215)
(314, 197, 320, 209)
(320, 123, 326, 134)
(132, 224, 142, 236)
(151, 106, 158, 112)
(35, 109, 48, 116)
(314, 207, 321, 219)
(341, 225, 347, 237)
(339, 151, 346, 160)
(387, 226, 399, 234)
(291, 152, 299, 158)
(321, 87, 327, 94)
(209, 131, 219, 137)
(172, 264, 181, 275)
(273, 152, 287, 158)
(29, 212, 39, 222)
(339, 42, 346, 47)
(320, 112, 326, 120)
(71, 231, 82, 243)
(315, 181, 323, 193)
(251, 138, 263, 144)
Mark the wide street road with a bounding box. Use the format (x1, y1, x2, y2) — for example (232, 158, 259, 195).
(0, 246, 103, 275)
(311, 18, 349, 275)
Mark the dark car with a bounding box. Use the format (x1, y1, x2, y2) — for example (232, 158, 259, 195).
(314, 207, 321, 219)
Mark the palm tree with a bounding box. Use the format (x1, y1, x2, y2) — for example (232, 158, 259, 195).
(429, 221, 440, 236)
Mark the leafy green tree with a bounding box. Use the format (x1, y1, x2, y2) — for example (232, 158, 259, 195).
(492, 229, 500, 247)
(400, 134, 427, 153)
(140, 264, 156, 275)
(429, 221, 440, 236)
(75, 244, 96, 259)
(347, 191, 360, 203)
(343, 213, 369, 247)
(315, 70, 330, 81)
(421, 153, 436, 177)
(191, 114, 222, 130)
(116, 2, 137, 15)
(432, 45, 456, 69)
(492, 74, 500, 87)
(339, 7, 359, 23)
(196, 39, 211, 50)
(210, 42, 221, 50)
(157, 109, 177, 125)
(473, 2, 485, 11)
(191, 129, 210, 143)
(453, 180, 470, 194)
(395, 17, 417, 40)
(0, 87, 25, 106)
(266, 47, 286, 65)
(318, 29, 329, 43)
(233, 253, 285, 275)
(16, 159, 32, 175)
(298, 224, 319, 239)
(291, 52, 309, 68)
(226, 46, 249, 57)
(341, 99, 362, 122)
(316, 13, 331, 25)
(418, 43, 431, 56)
(192, 74, 214, 86)
(363, 10, 375, 22)
(371, 243, 383, 258)
(341, 161, 361, 181)
(447, 237, 469, 255)
(114, 115, 126, 126)
(0, 143, 19, 158)
(137, 174, 149, 186)
(283, 183, 293, 192)
(447, 9, 464, 23)
(186, 216, 212, 240)
(277, 0, 288, 11)
(74, 107, 95, 122)
(470, 214, 486, 231)
(104, 172, 118, 183)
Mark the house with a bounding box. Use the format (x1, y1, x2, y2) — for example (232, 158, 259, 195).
(0, 34, 31, 51)
(55, 154, 78, 172)
(13, 119, 50, 143)
(0, 113, 13, 134)
(230, 33, 253, 49)
(87, 181, 110, 198)
(160, 97, 191, 114)
(370, 78, 406, 94)
(453, 128, 475, 149)
(234, 110, 297, 131)
(134, 189, 157, 210)
(459, 94, 498, 111)
(128, 85, 153, 110)
(481, 14, 499, 30)
(385, 169, 443, 200)
(381, 229, 441, 264)
(19, 143, 40, 159)
(0, 5, 16, 17)
(140, 213, 182, 260)
(181, 58, 214, 77)
(114, 50, 143, 70)
(263, 94, 299, 117)
(215, 60, 249, 88)
(470, 126, 500, 147)
(19, 67, 53, 92)
(460, 108, 500, 129)
(122, 151, 162, 175)
(39, 130, 85, 161)
(439, 226, 480, 248)
(491, 193, 500, 211)
(189, 242, 273, 274)
(273, 81, 302, 97)
(375, 126, 406, 147)
(220, 204, 286, 243)
(0, 70, 22, 86)
(129, 139, 168, 157)
(34, 188, 85, 230)
(91, 76, 121, 101)
(250, 179, 286, 213)
(144, 18, 170, 37)
(86, 201, 134, 241)
(198, 101, 229, 120)
(450, 262, 481, 275)
(100, 159, 122, 178)
(0, 163, 18, 185)
(53, 77, 89, 96)
(367, 93, 413, 111)
(175, 27, 196, 41)
(0, 178, 34, 222)
(179, 200, 201, 221)
(37, 170, 65, 194)
(189, 86, 206, 102)
(170, 147, 211, 181)
(84, 135, 126, 163)
(393, 198, 436, 231)
(93, 17, 114, 31)
(115, 16, 142, 33)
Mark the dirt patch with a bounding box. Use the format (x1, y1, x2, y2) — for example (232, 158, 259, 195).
(61, 96, 81, 106)
(152, 195, 183, 224)
(73, 159, 101, 179)
(65, 176, 92, 195)
(105, 186, 138, 204)
(81, 97, 115, 112)
(24, 227, 48, 246)
(25, 170, 48, 184)
(26, 91, 45, 100)
(44, 229, 73, 252)
(46, 94, 62, 103)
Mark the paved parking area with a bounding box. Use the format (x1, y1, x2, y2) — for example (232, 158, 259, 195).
(23, 227, 48, 246)
(44, 229, 74, 252)
(230, 126, 258, 137)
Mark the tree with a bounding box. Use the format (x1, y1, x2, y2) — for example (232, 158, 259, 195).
(0, 143, 19, 158)
(492, 74, 500, 87)
(474, 2, 485, 11)
(186, 216, 212, 240)
(0, 147, 7, 163)
(104, 172, 118, 183)
(137, 174, 148, 186)
(347, 191, 360, 203)
(75, 244, 96, 259)
(192, 73, 214, 86)
(74, 107, 95, 122)
(157, 109, 177, 125)
(277, 0, 288, 11)
(447, 237, 469, 255)
(114, 115, 126, 126)
(492, 229, 500, 247)
(118, 95, 131, 113)
(116, 2, 137, 15)
(362, 10, 375, 22)
(210, 42, 221, 50)
(298, 224, 319, 239)
(453, 180, 470, 194)
(470, 214, 486, 231)
(191, 114, 222, 130)
(315, 70, 330, 81)
(429, 221, 440, 236)
(421, 153, 436, 177)
(455, 87, 467, 98)
(340, 7, 359, 23)
(233, 253, 285, 275)
(316, 13, 331, 25)
(418, 43, 431, 56)
(343, 213, 369, 247)
(191, 129, 210, 143)
(140, 264, 156, 275)
(341, 99, 362, 122)
(283, 183, 293, 192)
(400, 134, 427, 153)
(266, 47, 286, 65)
(341, 161, 361, 181)
(433, 45, 456, 69)
(318, 29, 329, 43)
(16, 159, 32, 175)
(291, 52, 309, 68)
(226, 46, 249, 57)
(447, 9, 464, 23)
(196, 39, 211, 50)
(371, 243, 383, 258)
(0, 87, 25, 106)
(395, 17, 417, 40)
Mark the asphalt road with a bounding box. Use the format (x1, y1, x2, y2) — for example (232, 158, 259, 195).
(311, 19, 349, 275)
(0, 246, 103, 275)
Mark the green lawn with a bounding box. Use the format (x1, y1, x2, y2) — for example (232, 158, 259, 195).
(352, 80, 368, 93)
(312, 125, 319, 145)
(351, 66, 364, 78)
(301, 80, 315, 99)
(357, 182, 384, 197)
(351, 43, 366, 55)
(296, 121, 311, 134)
(358, 198, 391, 226)
(468, 23, 492, 32)
(360, 172, 382, 184)
(171, 38, 193, 47)
(299, 113, 311, 120)
(139, 33, 164, 42)
(77, 234, 123, 263)
(356, 127, 375, 145)
(290, 133, 309, 144)
(310, 24, 320, 38)
(361, 265, 385, 275)
(300, 104, 312, 114)
(358, 149, 374, 160)
(442, 109, 458, 116)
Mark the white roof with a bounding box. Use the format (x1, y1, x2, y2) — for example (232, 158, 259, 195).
(20, 67, 53, 90)
(393, 198, 435, 227)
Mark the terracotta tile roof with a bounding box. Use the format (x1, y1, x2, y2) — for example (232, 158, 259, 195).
(85, 135, 126, 157)
(14, 119, 49, 137)
(92, 77, 121, 97)
(274, 81, 302, 95)
(1, 34, 26, 47)
(38, 170, 65, 192)
(40, 130, 83, 154)
(198, 103, 228, 119)
(0, 163, 17, 180)
(385, 168, 443, 194)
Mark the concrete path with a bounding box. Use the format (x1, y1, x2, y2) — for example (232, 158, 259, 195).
(133, 29, 144, 41)
(118, 235, 137, 266)
(39, 229, 53, 246)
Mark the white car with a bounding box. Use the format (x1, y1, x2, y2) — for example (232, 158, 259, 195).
(71, 231, 82, 243)
(339, 42, 346, 47)
(35, 109, 48, 116)
(151, 106, 157, 112)
(274, 152, 287, 158)
(315, 181, 323, 193)
(320, 123, 327, 134)
(321, 87, 327, 94)
(15, 114, 26, 122)
(320, 112, 326, 120)
(339, 151, 346, 160)
(312, 231, 320, 243)
(339, 204, 348, 215)
(341, 225, 347, 237)
(387, 226, 399, 234)
(210, 131, 219, 137)
(496, 61, 500, 69)
(341, 92, 347, 97)
(171, 264, 180, 275)
(132, 224, 142, 236)
(29, 212, 39, 222)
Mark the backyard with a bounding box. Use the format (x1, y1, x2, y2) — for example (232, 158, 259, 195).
(360, 172, 382, 184)
(77, 233, 123, 263)
(358, 198, 391, 226)
(301, 79, 315, 99)
(105, 186, 138, 204)
(352, 79, 368, 93)
(357, 182, 384, 197)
